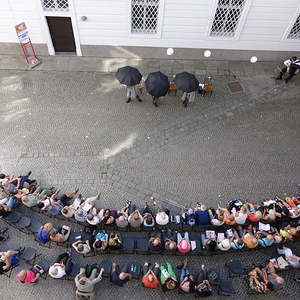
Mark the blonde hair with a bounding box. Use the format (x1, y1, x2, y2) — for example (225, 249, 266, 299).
(44, 223, 53, 232)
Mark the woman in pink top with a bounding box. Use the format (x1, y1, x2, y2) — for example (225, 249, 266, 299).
(16, 269, 40, 284)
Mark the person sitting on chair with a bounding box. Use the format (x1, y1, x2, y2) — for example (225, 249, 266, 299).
(72, 238, 93, 255)
(276, 56, 300, 83)
(48, 252, 72, 279)
(178, 258, 195, 293)
(148, 231, 163, 251)
(108, 232, 122, 250)
(36, 223, 55, 244)
(93, 231, 109, 253)
(50, 225, 72, 243)
(141, 262, 160, 289)
(159, 263, 178, 291)
(75, 266, 104, 294)
(16, 264, 44, 284)
(0, 248, 22, 275)
(111, 263, 132, 286)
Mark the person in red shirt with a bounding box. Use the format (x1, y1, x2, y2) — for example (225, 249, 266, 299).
(141, 262, 160, 288)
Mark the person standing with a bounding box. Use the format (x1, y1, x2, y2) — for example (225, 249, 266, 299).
(126, 85, 142, 103)
(276, 56, 300, 83)
(181, 91, 196, 108)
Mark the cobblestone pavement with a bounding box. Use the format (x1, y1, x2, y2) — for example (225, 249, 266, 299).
(0, 67, 299, 299)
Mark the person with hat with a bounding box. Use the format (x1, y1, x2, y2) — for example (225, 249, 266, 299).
(48, 251, 72, 279)
(159, 263, 178, 291)
(177, 232, 191, 254)
(75, 266, 104, 295)
(155, 210, 170, 226)
(217, 238, 231, 251)
(141, 262, 160, 288)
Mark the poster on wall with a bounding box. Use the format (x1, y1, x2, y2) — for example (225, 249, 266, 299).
(15, 22, 41, 69)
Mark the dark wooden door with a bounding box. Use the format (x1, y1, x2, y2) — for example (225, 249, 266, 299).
(46, 17, 76, 52)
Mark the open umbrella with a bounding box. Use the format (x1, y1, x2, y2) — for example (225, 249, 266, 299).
(145, 71, 170, 97)
(116, 66, 142, 87)
(175, 72, 199, 93)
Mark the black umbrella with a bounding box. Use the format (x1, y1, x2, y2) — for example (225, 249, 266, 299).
(145, 71, 170, 97)
(175, 72, 199, 93)
(116, 66, 142, 86)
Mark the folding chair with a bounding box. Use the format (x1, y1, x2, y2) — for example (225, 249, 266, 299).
(17, 216, 31, 234)
(135, 237, 149, 255)
(65, 263, 80, 280)
(2, 263, 19, 278)
(226, 259, 244, 277)
(218, 278, 236, 296)
(4, 211, 21, 226)
(128, 261, 142, 279)
(35, 257, 52, 279)
(67, 231, 84, 245)
(99, 259, 112, 278)
(20, 247, 39, 265)
(28, 218, 43, 234)
(123, 237, 136, 254)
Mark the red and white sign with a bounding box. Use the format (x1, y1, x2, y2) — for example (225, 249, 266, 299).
(15, 22, 41, 69)
(15, 22, 30, 43)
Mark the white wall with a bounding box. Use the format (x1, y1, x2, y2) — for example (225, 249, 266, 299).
(74, 0, 300, 51)
(0, 0, 45, 44)
(0, 0, 299, 53)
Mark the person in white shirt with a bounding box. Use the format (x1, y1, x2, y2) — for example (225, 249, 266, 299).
(276, 56, 300, 83)
(48, 252, 72, 279)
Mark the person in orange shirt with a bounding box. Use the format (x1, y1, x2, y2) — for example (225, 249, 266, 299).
(141, 262, 160, 289)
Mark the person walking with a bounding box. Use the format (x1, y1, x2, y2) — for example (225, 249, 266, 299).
(276, 56, 300, 83)
(181, 91, 196, 108)
(126, 85, 142, 103)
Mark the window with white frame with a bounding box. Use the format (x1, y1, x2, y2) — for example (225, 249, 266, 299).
(131, 0, 159, 34)
(210, 0, 246, 37)
(41, 0, 69, 12)
(288, 14, 300, 39)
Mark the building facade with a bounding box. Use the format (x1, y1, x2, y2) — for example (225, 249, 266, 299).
(1, 0, 300, 60)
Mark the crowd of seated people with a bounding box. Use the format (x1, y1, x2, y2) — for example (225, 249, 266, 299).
(113, 258, 213, 296)
(2, 171, 300, 237)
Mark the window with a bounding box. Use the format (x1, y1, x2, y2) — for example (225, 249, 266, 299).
(288, 14, 300, 39)
(41, 0, 69, 12)
(210, 0, 246, 37)
(131, 0, 159, 34)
